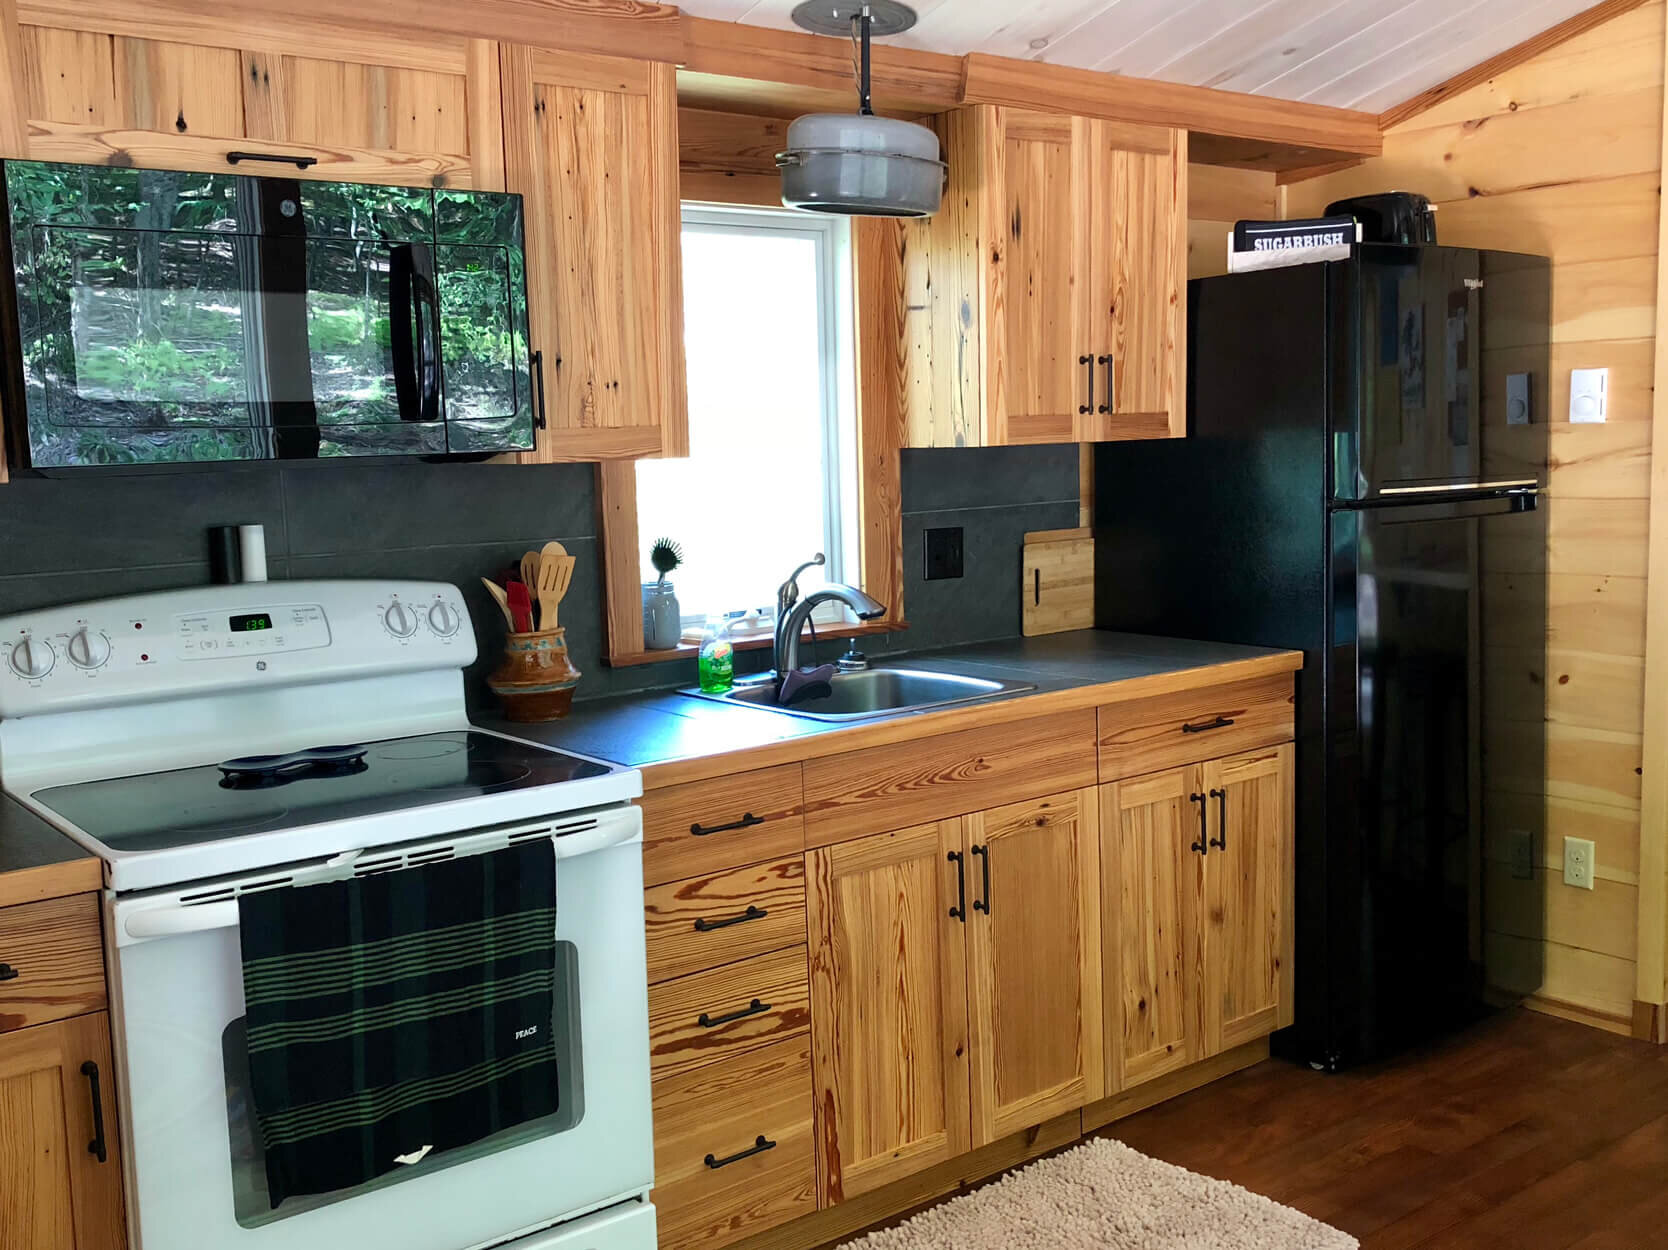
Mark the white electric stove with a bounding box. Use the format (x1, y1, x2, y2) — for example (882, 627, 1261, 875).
(0, 580, 657, 1250)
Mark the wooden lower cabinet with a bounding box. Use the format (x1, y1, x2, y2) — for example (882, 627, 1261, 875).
(806, 790, 1105, 1203)
(1101, 745, 1295, 1091)
(652, 1034, 816, 1250)
(805, 822, 969, 1206)
(0, 1011, 126, 1250)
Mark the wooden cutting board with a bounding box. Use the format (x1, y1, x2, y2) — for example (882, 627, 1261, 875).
(1022, 528, 1095, 636)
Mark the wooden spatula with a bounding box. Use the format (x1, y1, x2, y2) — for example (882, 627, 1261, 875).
(480, 577, 515, 630)
(537, 541, 575, 628)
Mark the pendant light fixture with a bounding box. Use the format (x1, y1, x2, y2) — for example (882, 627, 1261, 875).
(776, 2, 946, 218)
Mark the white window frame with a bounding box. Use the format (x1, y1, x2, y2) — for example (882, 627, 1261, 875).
(649, 203, 859, 629)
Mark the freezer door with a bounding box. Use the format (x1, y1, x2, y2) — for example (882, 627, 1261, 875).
(1335, 246, 1550, 502)
(1325, 492, 1545, 1065)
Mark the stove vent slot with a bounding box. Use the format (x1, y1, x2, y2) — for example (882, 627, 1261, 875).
(508, 825, 556, 843)
(551, 817, 600, 839)
(241, 875, 294, 896)
(180, 885, 236, 906)
(352, 845, 458, 878)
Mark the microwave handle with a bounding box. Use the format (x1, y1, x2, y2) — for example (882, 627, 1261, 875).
(388, 244, 421, 422)
(411, 244, 443, 425)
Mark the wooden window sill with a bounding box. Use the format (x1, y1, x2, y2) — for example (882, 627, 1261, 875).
(606, 618, 908, 668)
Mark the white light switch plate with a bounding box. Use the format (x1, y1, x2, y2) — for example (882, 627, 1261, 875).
(1563, 836, 1596, 890)
(1570, 368, 1608, 423)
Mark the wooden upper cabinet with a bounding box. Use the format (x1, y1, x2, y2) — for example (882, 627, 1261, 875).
(1202, 745, 1295, 1052)
(900, 104, 1185, 448)
(1100, 765, 1205, 1090)
(963, 789, 1103, 1146)
(0, 1012, 127, 1250)
(11, 12, 506, 188)
(806, 822, 969, 1206)
(501, 47, 687, 462)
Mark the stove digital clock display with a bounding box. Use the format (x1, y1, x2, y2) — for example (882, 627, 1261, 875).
(229, 613, 274, 632)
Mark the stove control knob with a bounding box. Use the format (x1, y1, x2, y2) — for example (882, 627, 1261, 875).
(383, 601, 418, 639)
(427, 602, 460, 638)
(65, 627, 111, 670)
(7, 635, 54, 679)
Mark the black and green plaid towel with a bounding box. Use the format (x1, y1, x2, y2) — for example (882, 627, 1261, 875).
(237, 839, 558, 1207)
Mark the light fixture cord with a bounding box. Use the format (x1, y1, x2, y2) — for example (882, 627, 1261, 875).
(849, 6, 874, 116)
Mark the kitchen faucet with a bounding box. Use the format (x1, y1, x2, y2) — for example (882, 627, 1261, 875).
(773, 553, 886, 679)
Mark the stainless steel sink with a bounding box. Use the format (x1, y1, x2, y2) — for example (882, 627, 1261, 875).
(681, 667, 1036, 722)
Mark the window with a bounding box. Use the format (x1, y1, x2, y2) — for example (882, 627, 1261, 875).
(635, 205, 858, 628)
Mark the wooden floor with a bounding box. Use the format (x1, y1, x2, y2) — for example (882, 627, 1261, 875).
(1102, 1009, 1668, 1248)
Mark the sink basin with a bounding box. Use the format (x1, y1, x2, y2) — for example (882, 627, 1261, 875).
(681, 667, 1036, 722)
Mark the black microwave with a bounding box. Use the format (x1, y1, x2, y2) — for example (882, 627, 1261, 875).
(0, 160, 539, 470)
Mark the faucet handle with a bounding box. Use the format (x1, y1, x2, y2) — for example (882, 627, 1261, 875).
(777, 553, 827, 615)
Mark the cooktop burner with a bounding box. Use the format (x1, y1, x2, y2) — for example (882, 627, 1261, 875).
(30, 731, 610, 854)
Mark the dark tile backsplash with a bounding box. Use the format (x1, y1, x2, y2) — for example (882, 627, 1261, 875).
(0, 445, 1080, 707)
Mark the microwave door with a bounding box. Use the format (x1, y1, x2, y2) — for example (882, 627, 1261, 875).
(435, 243, 534, 453)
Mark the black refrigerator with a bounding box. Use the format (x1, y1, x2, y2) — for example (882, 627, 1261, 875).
(1094, 244, 1550, 1070)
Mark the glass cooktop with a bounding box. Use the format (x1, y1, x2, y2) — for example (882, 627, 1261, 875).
(30, 731, 611, 854)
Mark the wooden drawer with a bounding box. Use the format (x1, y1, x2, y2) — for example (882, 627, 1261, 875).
(652, 1034, 816, 1250)
(0, 894, 105, 1033)
(802, 710, 1099, 848)
(641, 765, 806, 887)
(1097, 675, 1295, 782)
(645, 857, 806, 985)
(648, 945, 810, 1081)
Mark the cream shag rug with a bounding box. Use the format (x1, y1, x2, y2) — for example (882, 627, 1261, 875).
(838, 1138, 1358, 1250)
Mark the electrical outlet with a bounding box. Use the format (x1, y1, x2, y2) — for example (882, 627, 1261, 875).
(1563, 836, 1596, 890)
(1508, 829, 1534, 880)
(923, 527, 964, 581)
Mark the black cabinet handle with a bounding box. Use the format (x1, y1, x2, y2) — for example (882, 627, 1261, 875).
(0, 962, 18, 981)
(971, 843, 991, 914)
(80, 1061, 108, 1163)
(705, 1134, 776, 1169)
(697, 998, 770, 1028)
(693, 905, 767, 933)
(690, 813, 764, 837)
(531, 348, 549, 431)
(1079, 354, 1093, 415)
(1210, 788, 1228, 851)
(947, 850, 966, 921)
(1180, 716, 1235, 734)
(1097, 353, 1114, 414)
(226, 150, 318, 170)
(1189, 792, 1208, 856)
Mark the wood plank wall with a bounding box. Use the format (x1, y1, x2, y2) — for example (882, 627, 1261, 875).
(1187, 163, 1277, 278)
(1287, 0, 1665, 1032)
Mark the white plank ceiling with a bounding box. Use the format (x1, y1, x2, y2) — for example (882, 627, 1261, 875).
(679, 0, 1609, 113)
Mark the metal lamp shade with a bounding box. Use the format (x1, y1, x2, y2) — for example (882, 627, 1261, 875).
(776, 113, 946, 218)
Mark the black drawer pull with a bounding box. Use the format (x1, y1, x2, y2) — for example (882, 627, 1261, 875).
(690, 813, 765, 837)
(1189, 792, 1208, 856)
(226, 150, 319, 170)
(81, 1061, 108, 1163)
(697, 998, 770, 1028)
(693, 905, 767, 933)
(0, 962, 18, 981)
(705, 1134, 776, 1169)
(1180, 715, 1235, 734)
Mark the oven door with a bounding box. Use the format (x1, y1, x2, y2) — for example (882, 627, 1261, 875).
(103, 805, 652, 1250)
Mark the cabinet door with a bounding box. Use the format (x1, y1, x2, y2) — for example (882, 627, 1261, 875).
(502, 47, 686, 461)
(1203, 745, 1295, 1053)
(963, 789, 1103, 1146)
(1100, 766, 1205, 1089)
(996, 109, 1090, 446)
(806, 822, 969, 1205)
(16, 20, 503, 188)
(0, 1013, 126, 1250)
(1082, 121, 1185, 438)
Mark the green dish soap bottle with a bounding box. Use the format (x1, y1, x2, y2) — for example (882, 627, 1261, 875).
(697, 615, 736, 693)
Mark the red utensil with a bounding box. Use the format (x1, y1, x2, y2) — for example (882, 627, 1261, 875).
(506, 581, 535, 633)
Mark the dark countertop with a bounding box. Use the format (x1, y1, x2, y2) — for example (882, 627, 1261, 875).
(493, 630, 1301, 784)
(0, 792, 100, 905)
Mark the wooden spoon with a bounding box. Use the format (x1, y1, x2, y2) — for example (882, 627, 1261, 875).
(537, 541, 575, 628)
(520, 550, 542, 624)
(480, 577, 515, 630)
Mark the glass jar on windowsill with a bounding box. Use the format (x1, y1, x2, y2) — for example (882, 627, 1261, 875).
(642, 582, 681, 650)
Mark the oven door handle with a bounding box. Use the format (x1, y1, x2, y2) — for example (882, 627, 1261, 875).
(123, 903, 241, 942)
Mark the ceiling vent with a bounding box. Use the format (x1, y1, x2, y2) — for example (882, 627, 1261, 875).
(776, 2, 946, 218)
